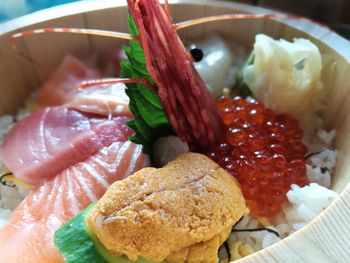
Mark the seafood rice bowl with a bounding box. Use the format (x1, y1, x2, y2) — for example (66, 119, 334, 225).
(0, 0, 348, 262)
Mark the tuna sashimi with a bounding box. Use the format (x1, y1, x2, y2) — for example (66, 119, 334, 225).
(0, 107, 132, 185)
(37, 55, 130, 117)
(0, 141, 148, 263)
(37, 55, 102, 107)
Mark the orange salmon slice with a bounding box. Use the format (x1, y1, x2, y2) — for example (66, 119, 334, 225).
(0, 141, 149, 263)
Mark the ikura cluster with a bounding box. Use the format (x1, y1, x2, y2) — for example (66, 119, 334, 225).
(210, 96, 309, 217)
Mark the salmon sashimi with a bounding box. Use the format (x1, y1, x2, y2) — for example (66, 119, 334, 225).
(0, 107, 132, 185)
(0, 141, 149, 263)
(37, 54, 130, 117)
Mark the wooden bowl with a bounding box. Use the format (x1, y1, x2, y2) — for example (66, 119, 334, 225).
(1, 0, 350, 262)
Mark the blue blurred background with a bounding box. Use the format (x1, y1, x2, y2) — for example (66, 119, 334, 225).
(0, 0, 81, 22)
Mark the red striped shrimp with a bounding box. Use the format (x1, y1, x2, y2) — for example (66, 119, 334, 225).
(10, 0, 330, 153)
(0, 2, 333, 262)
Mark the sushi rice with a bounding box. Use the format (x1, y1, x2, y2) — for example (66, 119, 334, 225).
(0, 108, 31, 228)
(0, 38, 340, 259)
(0, 106, 339, 257)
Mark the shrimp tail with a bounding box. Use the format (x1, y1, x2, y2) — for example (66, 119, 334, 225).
(127, 0, 222, 153)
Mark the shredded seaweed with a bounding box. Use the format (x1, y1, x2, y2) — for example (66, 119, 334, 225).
(304, 148, 330, 159)
(233, 216, 244, 228)
(305, 149, 332, 175)
(219, 216, 266, 262)
(320, 167, 330, 174)
(232, 227, 280, 238)
(0, 173, 16, 188)
(223, 241, 231, 261)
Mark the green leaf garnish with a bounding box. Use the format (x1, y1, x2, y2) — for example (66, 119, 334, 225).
(121, 15, 173, 154)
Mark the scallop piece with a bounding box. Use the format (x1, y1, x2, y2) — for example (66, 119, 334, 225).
(188, 34, 234, 98)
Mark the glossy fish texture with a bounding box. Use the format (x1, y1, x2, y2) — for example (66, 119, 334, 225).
(37, 55, 130, 117)
(37, 55, 102, 107)
(0, 141, 149, 263)
(65, 82, 131, 118)
(0, 107, 131, 185)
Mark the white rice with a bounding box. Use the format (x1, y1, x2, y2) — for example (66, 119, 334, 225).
(220, 128, 339, 260)
(282, 183, 338, 229)
(0, 108, 31, 228)
(0, 109, 340, 258)
(154, 128, 339, 260)
(0, 115, 14, 144)
(305, 128, 337, 188)
(225, 182, 339, 259)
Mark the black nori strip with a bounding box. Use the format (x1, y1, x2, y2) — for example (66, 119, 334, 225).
(320, 167, 330, 174)
(218, 217, 243, 261)
(233, 216, 244, 228)
(224, 241, 231, 261)
(218, 218, 280, 261)
(0, 173, 16, 188)
(305, 148, 331, 160)
(232, 227, 280, 238)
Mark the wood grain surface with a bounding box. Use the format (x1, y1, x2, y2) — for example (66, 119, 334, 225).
(0, 0, 350, 262)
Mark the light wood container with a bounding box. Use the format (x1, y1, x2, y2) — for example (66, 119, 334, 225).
(0, 0, 350, 262)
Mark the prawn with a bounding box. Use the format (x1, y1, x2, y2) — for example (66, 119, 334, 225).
(0, 2, 331, 262)
(10, 0, 329, 153)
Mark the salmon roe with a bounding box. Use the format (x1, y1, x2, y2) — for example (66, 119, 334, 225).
(210, 96, 309, 217)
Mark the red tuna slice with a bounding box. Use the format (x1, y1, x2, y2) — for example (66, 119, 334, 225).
(37, 55, 102, 106)
(127, 0, 222, 153)
(0, 141, 149, 263)
(65, 83, 131, 117)
(0, 107, 133, 185)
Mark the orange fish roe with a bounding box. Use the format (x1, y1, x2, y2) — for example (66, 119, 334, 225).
(210, 96, 309, 217)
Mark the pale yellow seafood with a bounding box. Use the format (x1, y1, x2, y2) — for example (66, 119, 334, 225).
(88, 153, 247, 262)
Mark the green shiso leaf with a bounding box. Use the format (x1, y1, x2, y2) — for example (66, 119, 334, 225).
(122, 14, 172, 154)
(128, 13, 139, 35)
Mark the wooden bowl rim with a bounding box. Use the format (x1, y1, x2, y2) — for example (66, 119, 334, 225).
(1, 0, 349, 63)
(1, 0, 350, 262)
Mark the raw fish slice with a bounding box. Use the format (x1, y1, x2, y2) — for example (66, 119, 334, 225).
(65, 83, 131, 117)
(37, 55, 131, 117)
(37, 55, 101, 106)
(0, 141, 148, 263)
(0, 107, 132, 185)
(127, 0, 222, 153)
